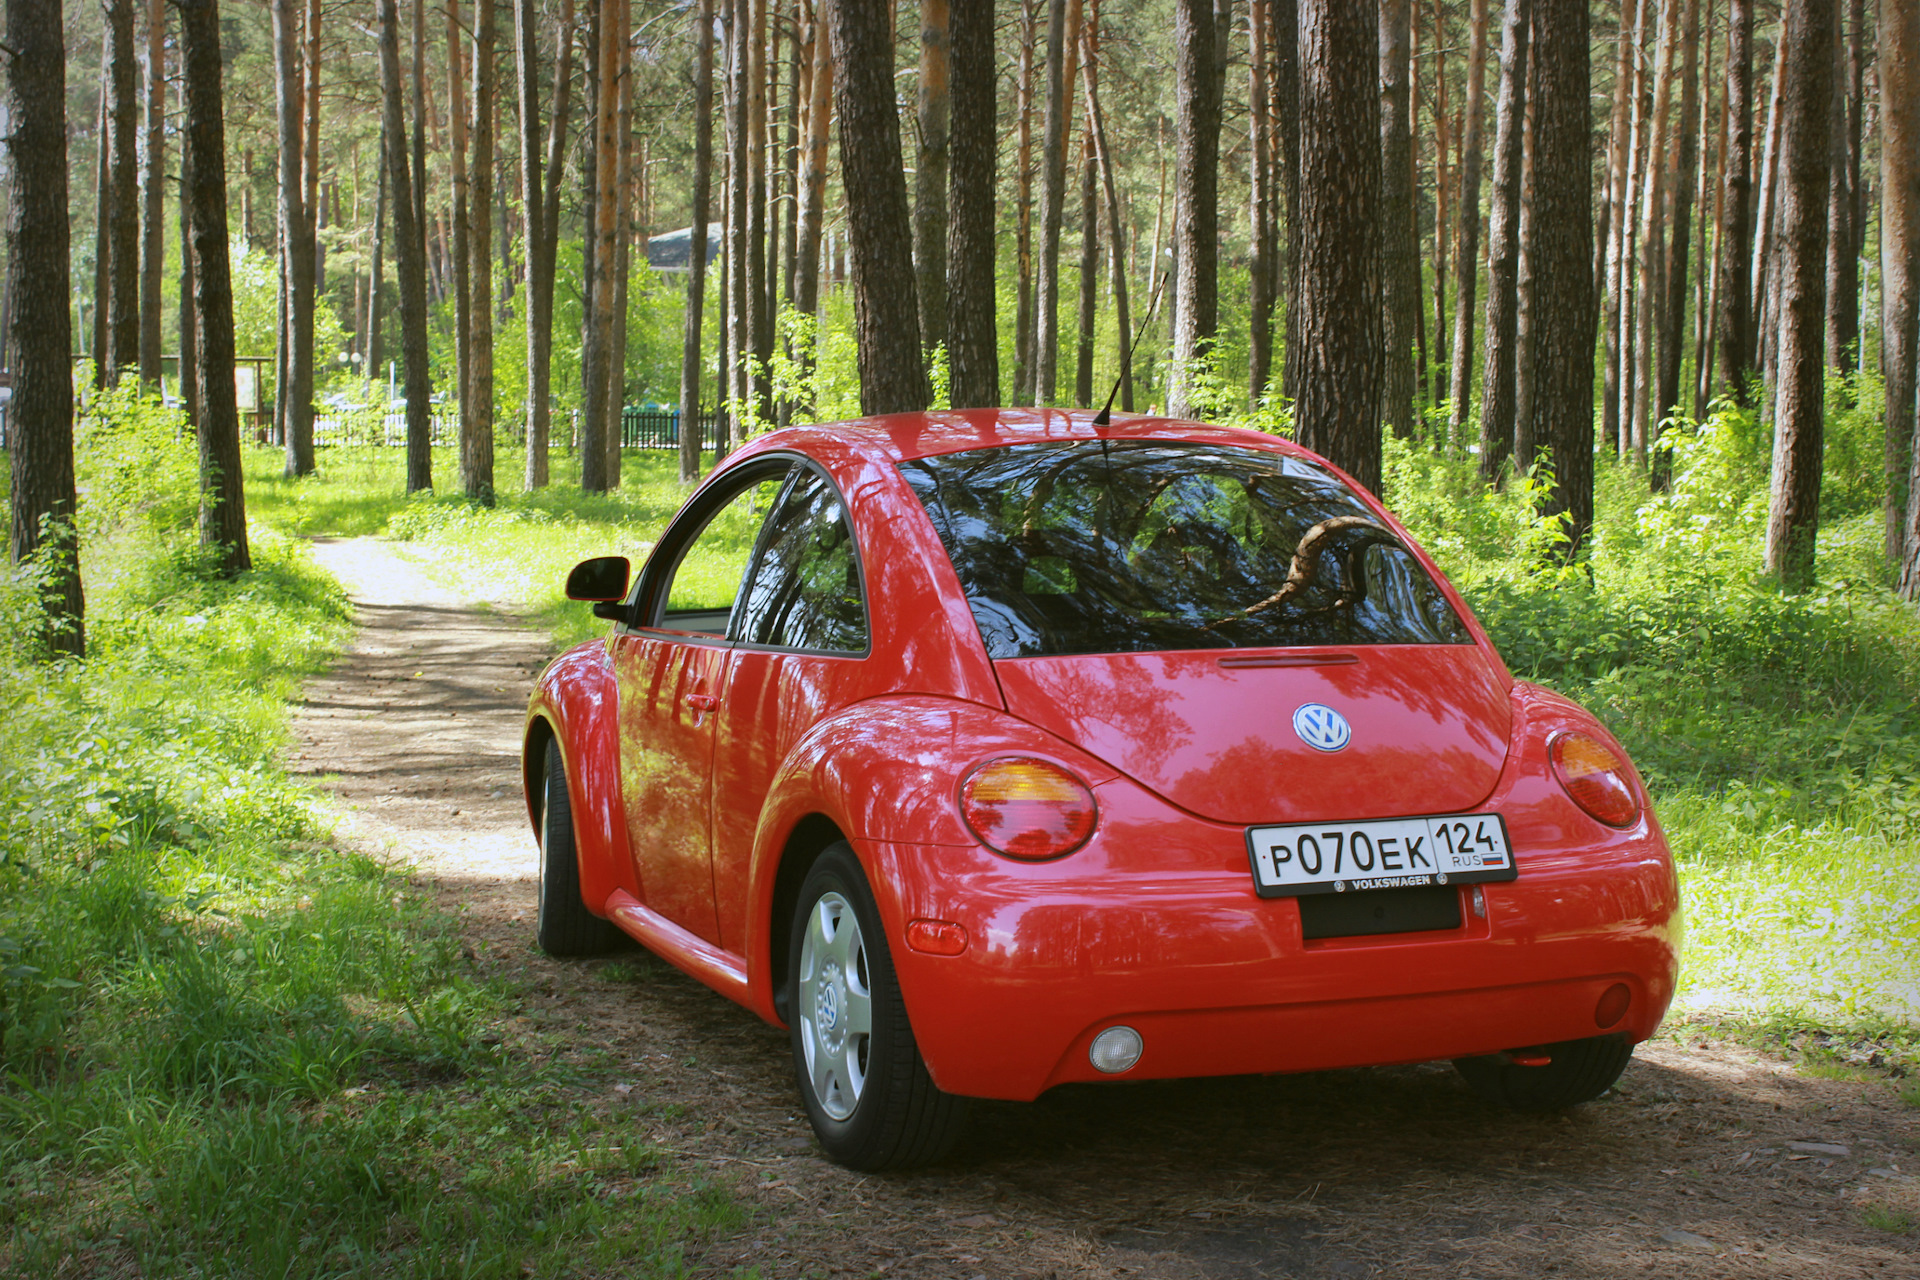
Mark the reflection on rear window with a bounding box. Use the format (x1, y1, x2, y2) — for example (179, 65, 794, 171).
(898, 441, 1472, 658)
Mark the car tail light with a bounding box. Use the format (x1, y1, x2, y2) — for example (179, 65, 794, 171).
(960, 757, 1097, 859)
(1550, 732, 1641, 828)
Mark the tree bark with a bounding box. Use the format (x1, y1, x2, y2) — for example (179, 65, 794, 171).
(1429, 0, 1450, 406)
(1013, 0, 1038, 403)
(1824, 0, 1861, 375)
(92, 82, 109, 384)
(1292, 0, 1381, 492)
(681, 0, 716, 480)
(1379, 0, 1417, 437)
(1750, 34, 1786, 365)
(6, 0, 83, 655)
(794, 0, 833, 322)
(379, 0, 433, 493)
(1629, 0, 1678, 467)
(1477, 0, 1530, 483)
(105, 0, 141, 384)
(1762, 0, 1834, 590)
(1036, 0, 1070, 405)
(1884, 0, 1920, 587)
(466, 0, 498, 504)
(520, 0, 573, 490)
(1169, 0, 1221, 418)
(581, 0, 622, 485)
(1073, 5, 1101, 408)
(827, 0, 929, 413)
(1656, 0, 1702, 478)
(1083, 32, 1131, 414)
(140, 0, 166, 385)
(1606, 0, 1647, 457)
(915, 0, 950, 356)
(1529, 0, 1594, 559)
(178, 79, 199, 430)
(179, 0, 250, 576)
(272, 0, 315, 477)
(1446, 0, 1488, 442)
(947, 0, 1000, 408)
(1716, 0, 1754, 400)
(747, 0, 771, 425)
(448, 0, 473, 475)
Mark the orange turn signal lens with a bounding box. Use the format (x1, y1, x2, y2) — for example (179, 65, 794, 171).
(960, 757, 1097, 859)
(905, 919, 969, 956)
(1550, 732, 1642, 828)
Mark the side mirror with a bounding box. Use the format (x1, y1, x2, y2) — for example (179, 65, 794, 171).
(565, 555, 630, 602)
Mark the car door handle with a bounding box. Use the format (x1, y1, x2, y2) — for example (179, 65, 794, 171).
(683, 693, 719, 713)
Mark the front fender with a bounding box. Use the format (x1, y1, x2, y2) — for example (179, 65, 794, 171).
(736, 695, 1119, 1022)
(524, 639, 634, 916)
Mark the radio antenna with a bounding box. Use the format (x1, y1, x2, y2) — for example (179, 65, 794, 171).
(1092, 271, 1170, 427)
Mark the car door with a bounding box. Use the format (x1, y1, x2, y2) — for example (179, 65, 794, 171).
(613, 461, 793, 943)
(709, 464, 875, 949)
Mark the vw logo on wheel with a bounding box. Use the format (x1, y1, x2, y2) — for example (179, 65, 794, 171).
(1292, 703, 1352, 752)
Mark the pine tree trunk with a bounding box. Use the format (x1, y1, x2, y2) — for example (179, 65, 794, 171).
(747, 0, 771, 425)
(180, 0, 250, 576)
(1073, 5, 1101, 409)
(1631, 0, 1680, 467)
(1429, 0, 1450, 406)
(1716, 0, 1754, 400)
(449, 0, 474, 476)
(378, 0, 432, 493)
(1885, 0, 1920, 583)
(1530, 0, 1595, 559)
(1292, 0, 1382, 492)
(827, 0, 929, 412)
(1477, 0, 1530, 483)
(1446, 0, 1488, 442)
(1605, 0, 1646, 457)
(1823, 0, 1859, 375)
(1248, 0, 1275, 402)
(724, 0, 748, 440)
(794, 0, 832, 322)
(106, 0, 140, 383)
(1275, 0, 1301, 406)
(681, 0, 716, 481)
(178, 85, 199, 430)
(1763, 0, 1834, 590)
(1750, 39, 1786, 365)
(581, 0, 622, 487)
(1013, 0, 1039, 403)
(608, 6, 633, 486)
(139, 0, 165, 385)
(1036, 0, 1070, 405)
(273, 0, 316, 477)
(92, 83, 109, 383)
(1169, 0, 1221, 418)
(466, 0, 498, 505)
(1378, 0, 1417, 437)
(915, 0, 950, 356)
(947, 0, 1000, 408)
(367, 156, 385, 377)
(5, 0, 84, 655)
(1083, 39, 1131, 414)
(1655, 0, 1701, 480)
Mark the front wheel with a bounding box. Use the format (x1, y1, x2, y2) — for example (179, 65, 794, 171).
(1453, 1034, 1634, 1112)
(787, 843, 968, 1170)
(536, 739, 624, 956)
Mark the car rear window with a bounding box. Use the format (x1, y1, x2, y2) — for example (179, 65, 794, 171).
(897, 440, 1473, 658)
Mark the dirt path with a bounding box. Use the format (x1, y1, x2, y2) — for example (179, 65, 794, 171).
(294, 537, 1918, 1280)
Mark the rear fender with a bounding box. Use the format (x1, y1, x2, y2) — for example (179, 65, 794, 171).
(523, 640, 634, 916)
(738, 695, 1117, 1023)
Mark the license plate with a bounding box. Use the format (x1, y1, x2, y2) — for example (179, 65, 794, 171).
(1245, 812, 1517, 898)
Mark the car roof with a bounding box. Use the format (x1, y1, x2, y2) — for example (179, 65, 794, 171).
(732, 409, 1312, 468)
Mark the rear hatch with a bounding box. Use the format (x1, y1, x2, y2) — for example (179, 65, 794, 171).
(994, 646, 1511, 825)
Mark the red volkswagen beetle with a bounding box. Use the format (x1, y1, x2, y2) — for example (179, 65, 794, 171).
(523, 410, 1681, 1170)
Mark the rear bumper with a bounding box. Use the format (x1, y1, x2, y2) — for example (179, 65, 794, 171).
(861, 779, 1680, 1101)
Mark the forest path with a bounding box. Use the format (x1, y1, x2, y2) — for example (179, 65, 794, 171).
(291, 537, 1917, 1280)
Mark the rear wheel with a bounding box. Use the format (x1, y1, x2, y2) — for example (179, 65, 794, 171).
(787, 843, 968, 1169)
(1453, 1035, 1634, 1111)
(536, 739, 624, 956)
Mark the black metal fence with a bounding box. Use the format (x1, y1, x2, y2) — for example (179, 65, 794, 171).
(620, 407, 726, 451)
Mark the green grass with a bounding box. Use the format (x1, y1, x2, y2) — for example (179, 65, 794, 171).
(1, 397, 741, 1276)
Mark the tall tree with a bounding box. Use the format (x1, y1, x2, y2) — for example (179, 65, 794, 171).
(793, 0, 832, 326)
(1477, 0, 1530, 482)
(1656, 0, 1703, 474)
(449, 0, 474, 473)
(6, 0, 83, 656)
(1716, 0, 1755, 400)
(947, 0, 1000, 407)
(1168, 0, 1221, 418)
(1035, 0, 1070, 404)
(105, 0, 140, 383)
(915, 0, 950, 356)
(1378, 0, 1417, 437)
(467, 0, 499, 505)
(1012, 0, 1038, 402)
(1602, 0, 1645, 456)
(1083, 24, 1131, 413)
(680, 0, 716, 481)
(1631, 0, 1681, 465)
(139, 0, 166, 384)
(1762, 0, 1834, 589)
(273, 0, 316, 477)
(521, 0, 573, 490)
(1247, 0, 1276, 401)
(828, 0, 930, 412)
(1824, 0, 1863, 374)
(581, 0, 622, 486)
(379, 0, 433, 494)
(1885, 0, 1920, 589)
(179, 0, 249, 576)
(1445, 0, 1489, 442)
(1290, 0, 1381, 491)
(1529, 0, 1595, 558)
(1073, 5, 1101, 408)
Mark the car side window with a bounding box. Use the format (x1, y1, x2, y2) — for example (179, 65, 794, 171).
(654, 467, 792, 637)
(735, 468, 869, 653)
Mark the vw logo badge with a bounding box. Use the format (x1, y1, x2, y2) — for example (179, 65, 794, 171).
(1292, 703, 1352, 752)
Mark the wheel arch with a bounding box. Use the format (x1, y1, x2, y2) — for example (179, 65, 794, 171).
(765, 813, 850, 1023)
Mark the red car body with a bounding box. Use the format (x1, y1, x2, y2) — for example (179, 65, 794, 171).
(523, 410, 1681, 1107)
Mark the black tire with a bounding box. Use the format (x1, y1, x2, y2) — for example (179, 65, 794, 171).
(786, 843, 969, 1170)
(536, 739, 625, 956)
(1453, 1034, 1634, 1112)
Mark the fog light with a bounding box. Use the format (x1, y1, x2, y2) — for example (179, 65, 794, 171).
(1089, 1025, 1143, 1074)
(1595, 982, 1632, 1029)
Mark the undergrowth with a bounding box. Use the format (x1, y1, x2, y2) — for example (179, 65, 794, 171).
(1, 390, 737, 1276)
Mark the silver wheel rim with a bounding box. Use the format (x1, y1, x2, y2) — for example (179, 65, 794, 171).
(797, 890, 872, 1122)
